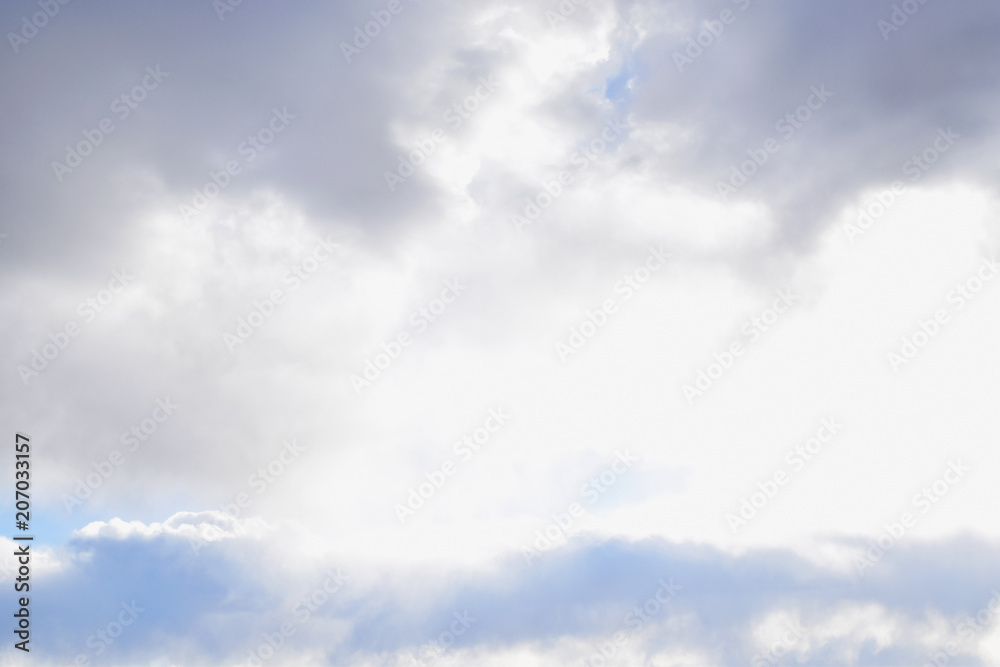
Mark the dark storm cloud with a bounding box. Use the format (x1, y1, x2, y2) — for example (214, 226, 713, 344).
(0, 0, 500, 280)
(627, 0, 1000, 251)
(0, 0, 509, 512)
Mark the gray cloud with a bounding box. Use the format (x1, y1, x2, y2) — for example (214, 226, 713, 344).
(626, 0, 1000, 253)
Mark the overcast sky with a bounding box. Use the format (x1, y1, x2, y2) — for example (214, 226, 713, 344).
(2, 0, 1000, 665)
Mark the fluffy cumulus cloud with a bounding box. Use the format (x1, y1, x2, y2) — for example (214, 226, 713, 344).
(1, 0, 999, 664)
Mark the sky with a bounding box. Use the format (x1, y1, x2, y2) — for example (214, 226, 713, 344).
(2, 0, 1000, 665)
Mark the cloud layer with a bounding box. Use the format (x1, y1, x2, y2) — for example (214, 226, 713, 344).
(2, 0, 999, 664)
